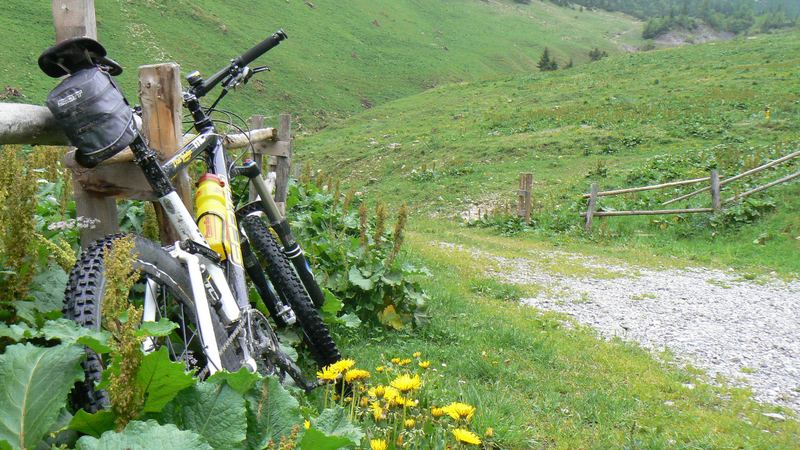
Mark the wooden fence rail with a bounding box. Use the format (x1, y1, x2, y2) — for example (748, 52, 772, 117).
(583, 150, 799, 232)
(662, 150, 800, 206)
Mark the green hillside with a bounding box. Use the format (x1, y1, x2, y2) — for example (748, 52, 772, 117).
(296, 30, 800, 273)
(0, 0, 642, 129)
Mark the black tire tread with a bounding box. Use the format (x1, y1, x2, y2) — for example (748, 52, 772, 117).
(63, 234, 238, 413)
(241, 216, 340, 367)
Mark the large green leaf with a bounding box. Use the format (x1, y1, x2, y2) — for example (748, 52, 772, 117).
(134, 347, 195, 413)
(245, 377, 302, 449)
(75, 419, 212, 450)
(41, 319, 111, 354)
(310, 406, 363, 445)
(68, 410, 116, 438)
(207, 368, 261, 395)
(0, 343, 84, 450)
(299, 428, 355, 450)
(0, 323, 35, 342)
(157, 381, 246, 449)
(134, 319, 178, 338)
(28, 265, 68, 314)
(347, 267, 374, 291)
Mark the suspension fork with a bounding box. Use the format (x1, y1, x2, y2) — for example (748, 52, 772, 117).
(235, 160, 327, 308)
(241, 238, 296, 325)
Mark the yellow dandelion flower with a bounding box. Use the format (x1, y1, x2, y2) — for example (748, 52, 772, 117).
(344, 396, 352, 403)
(344, 369, 371, 383)
(316, 365, 341, 383)
(391, 357, 401, 364)
(398, 358, 412, 366)
(383, 386, 401, 402)
(390, 374, 421, 393)
(368, 385, 387, 398)
(330, 358, 356, 373)
(303, 420, 310, 430)
(371, 402, 385, 421)
(370, 439, 388, 450)
(360, 396, 369, 407)
(395, 396, 418, 408)
(375, 365, 385, 373)
(404, 418, 416, 428)
(418, 360, 431, 369)
(333, 394, 340, 401)
(431, 406, 445, 418)
(485, 427, 494, 438)
(412, 351, 421, 358)
(452, 428, 481, 446)
(442, 402, 475, 421)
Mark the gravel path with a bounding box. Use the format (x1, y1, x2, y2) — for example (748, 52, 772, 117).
(440, 242, 800, 414)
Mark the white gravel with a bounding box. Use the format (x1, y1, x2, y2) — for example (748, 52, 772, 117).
(439, 242, 800, 414)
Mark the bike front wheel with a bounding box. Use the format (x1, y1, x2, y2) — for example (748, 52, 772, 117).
(240, 215, 341, 368)
(63, 234, 239, 412)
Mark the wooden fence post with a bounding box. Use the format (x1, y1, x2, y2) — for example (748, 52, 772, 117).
(584, 182, 599, 232)
(517, 172, 532, 223)
(53, 0, 119, 247)
(139, 63, 190, 244)
(52, 0, 96, 43)
(710, 169, 721, 212)
(274, 114, 292, 214)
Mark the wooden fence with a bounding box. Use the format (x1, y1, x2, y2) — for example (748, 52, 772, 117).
(0, 0, 293, 247)
(582, 151, 799, 232)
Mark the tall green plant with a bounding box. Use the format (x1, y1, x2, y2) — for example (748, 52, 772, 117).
(287, 180, 429, 329)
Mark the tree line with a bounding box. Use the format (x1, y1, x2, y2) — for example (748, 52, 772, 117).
(541, 0, 798, 38)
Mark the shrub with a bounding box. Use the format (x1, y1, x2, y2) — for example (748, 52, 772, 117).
(286, 179, 429, 329)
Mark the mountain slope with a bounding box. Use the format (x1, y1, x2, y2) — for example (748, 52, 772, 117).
(0, 0, 642, 129)
(296, 30, 800, 272)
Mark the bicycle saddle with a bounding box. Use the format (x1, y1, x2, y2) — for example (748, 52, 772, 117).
(38, 37, 123, 78)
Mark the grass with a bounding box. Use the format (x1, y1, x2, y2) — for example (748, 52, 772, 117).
(334, 230, 800, 448)
(0, 0, 642, 130)
(296, 29, 800, 275)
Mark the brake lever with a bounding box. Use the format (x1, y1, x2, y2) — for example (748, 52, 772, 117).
(242, 66, 270, 85)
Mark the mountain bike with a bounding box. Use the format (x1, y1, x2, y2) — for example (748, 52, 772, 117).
(39, 30, 340, 412)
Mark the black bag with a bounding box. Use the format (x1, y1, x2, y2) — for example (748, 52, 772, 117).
(45, 67, 137, 168)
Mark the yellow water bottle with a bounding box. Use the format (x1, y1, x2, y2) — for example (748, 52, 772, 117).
(195, 173, 231, 259)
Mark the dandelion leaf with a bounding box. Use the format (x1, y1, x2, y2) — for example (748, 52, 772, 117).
(157, 381, 246, 449)
(75, 419, 212, 450)
(310, 406, 364, 445)
(245, 377, 302, 449)
(134, 347, 195, 413)
(0, 343, 84, 450)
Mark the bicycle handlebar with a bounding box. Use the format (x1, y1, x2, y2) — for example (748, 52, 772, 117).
(237, 29, 288, 67)
(193, 29, 287, 98)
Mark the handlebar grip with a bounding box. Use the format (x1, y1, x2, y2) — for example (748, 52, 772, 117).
(237, 30, 288, 67)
